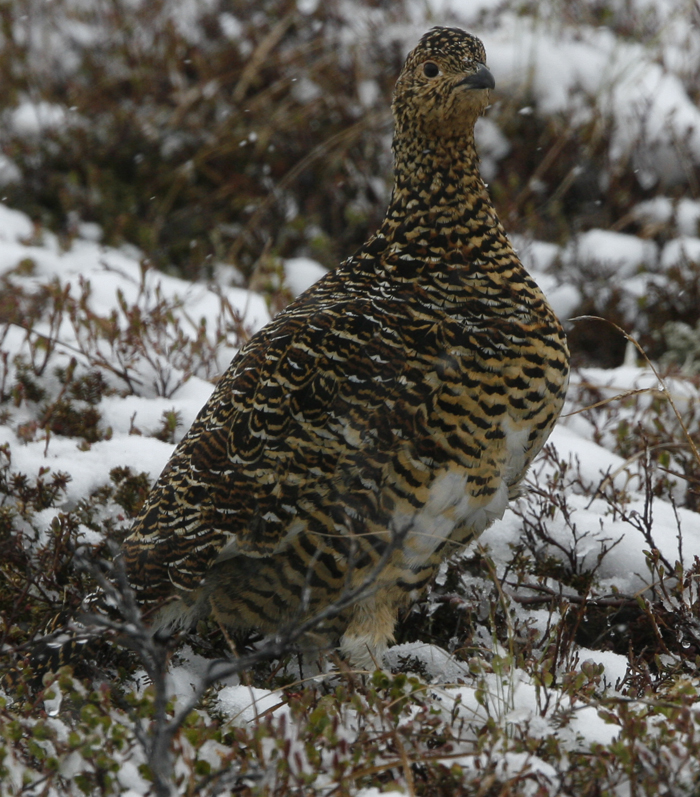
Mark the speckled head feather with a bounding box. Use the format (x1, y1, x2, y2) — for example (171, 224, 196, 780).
(121, 26, 569, 671)
(393, 27, 493, 138)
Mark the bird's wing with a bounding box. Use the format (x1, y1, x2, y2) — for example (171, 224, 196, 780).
(122, 283, 456, 600)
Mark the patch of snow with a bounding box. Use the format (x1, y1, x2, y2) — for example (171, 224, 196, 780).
(632, 196, 674, 227)
(476, 117, 510, 181)
(576, 648, 629, 690)
(291, 77, 322, 104)
(59, 750, 89, 781)
(530, 272, 582, 322)
(117, 761, 150, 796)
(0, 155, 21, 186)
(424, 0, 505, 25)
(6, 432, 176, 508)
(43, 687, 62, 717)
(10, 101, 67, 136)
(385, 642, 470, 682)
(677, 199, 700, 237)
(217, 685, 283, 724)
(0, 204, 34, 242)
(76, 221, 103, 242)
(565, 229, 657, 278)
(661, 236, 700, 269)
(218, 12, 243, 40)
(512, 237, 561, 274)
(441, 665, 620, 752)
(284, 256, 328, 297)
(358, 79, 380, 108)
(447, 11, 700, 185)
(298, 0, 319, 12)
(481, 361, 700, 599)
(212, 261, 246, 287)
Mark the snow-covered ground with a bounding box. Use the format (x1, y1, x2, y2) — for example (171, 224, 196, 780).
(1, 196, 698, 789)
(1, 199, 696, 598)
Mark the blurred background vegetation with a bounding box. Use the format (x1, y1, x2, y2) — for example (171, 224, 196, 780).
(1, 0, 403, 280)
(1, 0, 698, 369)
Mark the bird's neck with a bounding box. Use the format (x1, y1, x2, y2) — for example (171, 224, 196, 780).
(377, 130, 509, 254)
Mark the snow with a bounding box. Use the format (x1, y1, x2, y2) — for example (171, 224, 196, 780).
(441, 667, 620, 749)
(0, 206, 276, 568)
(576, 648, 629, 689)
(218, 12, 244, 41)
(0, 203, 35, 241)
(565, 229, 657, 278)
(217, 685, 285, 724)
(508, 237, 583, 321)
(116, 762, 150, 796)
(283, 256, 327, 297)
(358, 79, 381, 108)
(0, 155, 21, 187)
(676, 200, 700, 237)
(512, 238, 560, 275)
(633, 196, 675, 227)
(1, 425, 175, 508)
(475, 117, 511, 181)
(384, 642, 470, 682)
(10, 100, 67, 137)
(418, 2, 700, 187)
(531, 273, 582, 322)
(357, 790, 407, 797)
(3, 194, 695, 790)
(661, 236, 700, 268)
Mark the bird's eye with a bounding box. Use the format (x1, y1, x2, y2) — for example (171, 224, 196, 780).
(423, 61, 440, 78)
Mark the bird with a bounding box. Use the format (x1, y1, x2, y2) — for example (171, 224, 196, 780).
(121, 26, 570, 670)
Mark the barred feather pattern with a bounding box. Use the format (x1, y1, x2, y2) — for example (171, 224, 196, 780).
(122, 26, 569, 668)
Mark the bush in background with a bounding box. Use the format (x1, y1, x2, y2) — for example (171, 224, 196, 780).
(0, 0, 404, 280)
(0, 0, 698, 368)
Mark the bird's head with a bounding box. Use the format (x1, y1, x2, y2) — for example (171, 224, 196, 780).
(392, 27, 494, 139)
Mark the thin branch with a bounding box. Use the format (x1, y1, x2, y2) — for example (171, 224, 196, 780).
(571, 316, 700, 468)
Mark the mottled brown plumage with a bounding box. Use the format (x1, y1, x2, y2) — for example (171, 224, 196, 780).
(122, 27, 569, 668)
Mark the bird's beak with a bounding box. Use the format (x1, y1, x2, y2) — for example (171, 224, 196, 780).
(458, 64, 495, 91)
